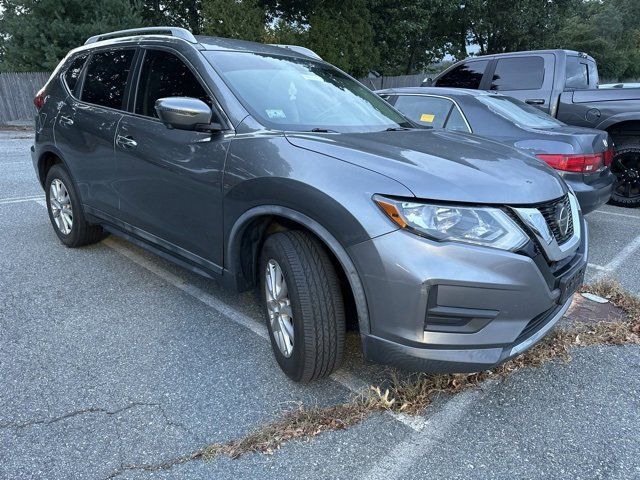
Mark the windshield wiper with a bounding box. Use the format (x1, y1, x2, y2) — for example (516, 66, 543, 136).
(385, 126, 411, 131)
(307, 128, 339, 133)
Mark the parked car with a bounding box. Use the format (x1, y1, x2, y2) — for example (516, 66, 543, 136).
(32, 27, 587, 382)
(426, 49, 640, 207)
(377, 87, 615, 214)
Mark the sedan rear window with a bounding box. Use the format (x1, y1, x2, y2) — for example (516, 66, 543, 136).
(476, 95, 564, 129)
(204, 51, 410, 133)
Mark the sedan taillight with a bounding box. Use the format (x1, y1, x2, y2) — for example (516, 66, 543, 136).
(536, 152, 605, 173)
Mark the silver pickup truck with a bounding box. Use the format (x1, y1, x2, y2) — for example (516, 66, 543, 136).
(428, 49, 640, 207)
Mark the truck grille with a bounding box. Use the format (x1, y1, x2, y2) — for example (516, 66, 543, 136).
(538, 195, 573, 245)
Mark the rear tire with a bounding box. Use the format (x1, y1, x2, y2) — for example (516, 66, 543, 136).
(259, 230, 345, 382)
(45, 164, 106, 247)
(609, 143, 640, 208)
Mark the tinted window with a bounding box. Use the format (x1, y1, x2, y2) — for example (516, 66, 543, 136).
(476, 95, 564, 128)
(565, 56, 598, 89)
(82, 49, 135, 109)
(445, 107, 470, 132)
(490, 57, 544, 91)
(435, 60, 489, 89)
(136, 50, 212, 118)
(64, 54, 88, 95)
(394, 95, 455, 128)
(205, 51, 410, 133)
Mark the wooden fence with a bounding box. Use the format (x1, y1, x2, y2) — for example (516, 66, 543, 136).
(358, 73, 426, 90)
(0, 72, 51, 125)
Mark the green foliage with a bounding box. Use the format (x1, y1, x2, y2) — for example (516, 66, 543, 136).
(550, 0, 640, 81)
(141, 0, 202, 33)
(0, 0, 145, 72)
(201, 0, 266, 42)
(1, 0, 640, 80)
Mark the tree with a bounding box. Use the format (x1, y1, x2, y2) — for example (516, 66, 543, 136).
(305, 0, 378, 77)
(141, 0, 203, 34)
(201, 0, 266, 42)
(370, 0, 455, 75)
(0, 0, 145, 72)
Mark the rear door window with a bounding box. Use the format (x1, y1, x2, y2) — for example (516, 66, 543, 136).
(135, 49, 213, 118)
(434, 60, 489, 89)
(565, 56, 597, 89)
(394, 95, 469, 132)
(63, 54, 88, 96)
(490, 57, 544, 91)
(81, 49, 135, 110)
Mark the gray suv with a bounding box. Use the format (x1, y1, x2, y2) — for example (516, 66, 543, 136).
(32, 27, 587, 382)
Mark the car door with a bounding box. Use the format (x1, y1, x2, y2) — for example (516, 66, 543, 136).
(114, 47, 232, 272)
(485, 55, 555, 114)
(54, 48, 136, 217)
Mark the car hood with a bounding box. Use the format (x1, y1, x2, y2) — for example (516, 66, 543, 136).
(285, 129, 567, 205)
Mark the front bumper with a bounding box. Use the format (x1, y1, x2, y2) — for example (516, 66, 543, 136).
(349, 217, 588, 373)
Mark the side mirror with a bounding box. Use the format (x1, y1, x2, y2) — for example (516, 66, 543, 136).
(421, 77, 433, 87)
(155, 97, 221, 132)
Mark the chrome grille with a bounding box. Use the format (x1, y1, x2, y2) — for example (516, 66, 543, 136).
(538, 195, 573, 245)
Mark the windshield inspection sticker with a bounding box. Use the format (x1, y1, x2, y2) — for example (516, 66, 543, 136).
(420, 113, 435, 123)
(266, 109, 287, 119)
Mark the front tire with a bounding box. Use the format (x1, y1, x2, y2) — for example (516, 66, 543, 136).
(45, 164, 105, 247)
(259, 230, 345, 382)
(609, 143, 640, 207)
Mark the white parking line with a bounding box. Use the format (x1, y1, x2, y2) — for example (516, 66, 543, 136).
(360, 389, 481, 480)
(592, 234, 640, 281)
(0, 194, 44, 205)
(591, 210, 640, 221)
(587, 262, 611, 272)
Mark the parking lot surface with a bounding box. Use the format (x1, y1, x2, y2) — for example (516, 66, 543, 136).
(1, 130, 639, 479)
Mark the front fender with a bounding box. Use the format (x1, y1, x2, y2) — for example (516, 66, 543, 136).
(226, 204, 372, 334)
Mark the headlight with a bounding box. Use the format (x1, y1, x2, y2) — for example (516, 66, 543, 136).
(375, 196, 528, 251)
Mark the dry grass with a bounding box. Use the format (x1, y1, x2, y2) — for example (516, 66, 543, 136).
(111, 280, 640, 475)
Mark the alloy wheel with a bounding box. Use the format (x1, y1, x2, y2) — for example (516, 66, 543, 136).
(49, 178, 73, 235)
(613, 152, 640, 199)
(265, 259, 294, 357)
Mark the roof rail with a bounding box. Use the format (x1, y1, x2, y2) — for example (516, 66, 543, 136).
(270, 44, 322, 61)
(85, 26, 197, 45)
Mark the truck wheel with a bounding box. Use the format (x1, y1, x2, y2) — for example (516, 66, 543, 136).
(259, 230, 345, 382)
(45, 164, 106, 247)
(609, 143, 640, 208)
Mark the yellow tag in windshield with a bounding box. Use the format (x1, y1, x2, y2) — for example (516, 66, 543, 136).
(420, 114, 435, 123)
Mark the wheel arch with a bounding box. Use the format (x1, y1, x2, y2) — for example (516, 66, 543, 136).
(36, 146, 72, 187)
(599, 118, 640, 146)
(226, 205, 370, 334)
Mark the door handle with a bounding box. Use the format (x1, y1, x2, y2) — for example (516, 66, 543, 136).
(59, 115, 74, 126)
(525, 99, 545, 105)
(116, 135, 137, 149)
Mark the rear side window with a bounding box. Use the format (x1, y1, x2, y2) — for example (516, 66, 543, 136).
(565, 56, 597, 89)
(81, 49, 135, 110)
(135, 49, 212, 118)
(63, 54, 88, 95)
(394, 95, 470, 132)
(435, 60, 489, 89)
(490, 57, 544, 91)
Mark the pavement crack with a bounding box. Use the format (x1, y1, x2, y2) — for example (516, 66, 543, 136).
(0, 402, 159, 430)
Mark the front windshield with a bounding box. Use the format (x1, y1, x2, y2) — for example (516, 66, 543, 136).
(476, 95, 565, 129)
(204, 51, 411, 133)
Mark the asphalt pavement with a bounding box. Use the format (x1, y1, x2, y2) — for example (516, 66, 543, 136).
(1, 130, 639, 479)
